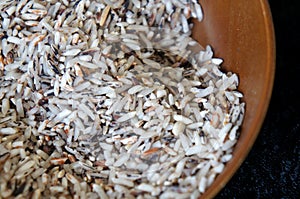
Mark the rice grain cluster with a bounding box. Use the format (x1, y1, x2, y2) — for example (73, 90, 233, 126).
(0, 0, 245, 198)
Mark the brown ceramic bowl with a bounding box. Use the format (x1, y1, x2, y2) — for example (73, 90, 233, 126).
(192, 0, 275, 198)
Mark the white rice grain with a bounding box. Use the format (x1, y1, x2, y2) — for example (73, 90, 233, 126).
(0, 127, 18, 135)
(116, 111, 136, 123)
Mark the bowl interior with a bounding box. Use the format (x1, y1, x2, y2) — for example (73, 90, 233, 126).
(192, 0, 275, 198)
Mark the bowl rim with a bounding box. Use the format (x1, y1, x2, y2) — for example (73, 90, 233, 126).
(200, 0, 276, 198)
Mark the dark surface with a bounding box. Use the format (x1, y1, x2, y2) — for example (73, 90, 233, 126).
(216, 1, 300, 198)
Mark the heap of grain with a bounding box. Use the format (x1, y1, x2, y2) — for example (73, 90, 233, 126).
(0, 0, 245, 198)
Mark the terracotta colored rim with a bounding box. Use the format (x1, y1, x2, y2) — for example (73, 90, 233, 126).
(196, 0, 276, 198)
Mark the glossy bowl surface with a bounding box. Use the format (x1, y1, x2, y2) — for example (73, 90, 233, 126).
(192, 0, 275, 198)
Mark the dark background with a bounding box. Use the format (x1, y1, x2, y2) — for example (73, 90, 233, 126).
(216, 0, 300, 198)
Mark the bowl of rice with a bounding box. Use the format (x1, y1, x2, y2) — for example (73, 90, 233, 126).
(0, 0, 275, 198)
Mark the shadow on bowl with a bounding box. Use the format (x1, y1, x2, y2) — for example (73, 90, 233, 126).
(192, 0, 275, 198)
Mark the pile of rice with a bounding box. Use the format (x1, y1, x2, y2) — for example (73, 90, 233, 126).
(0, 0, 245, 198)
